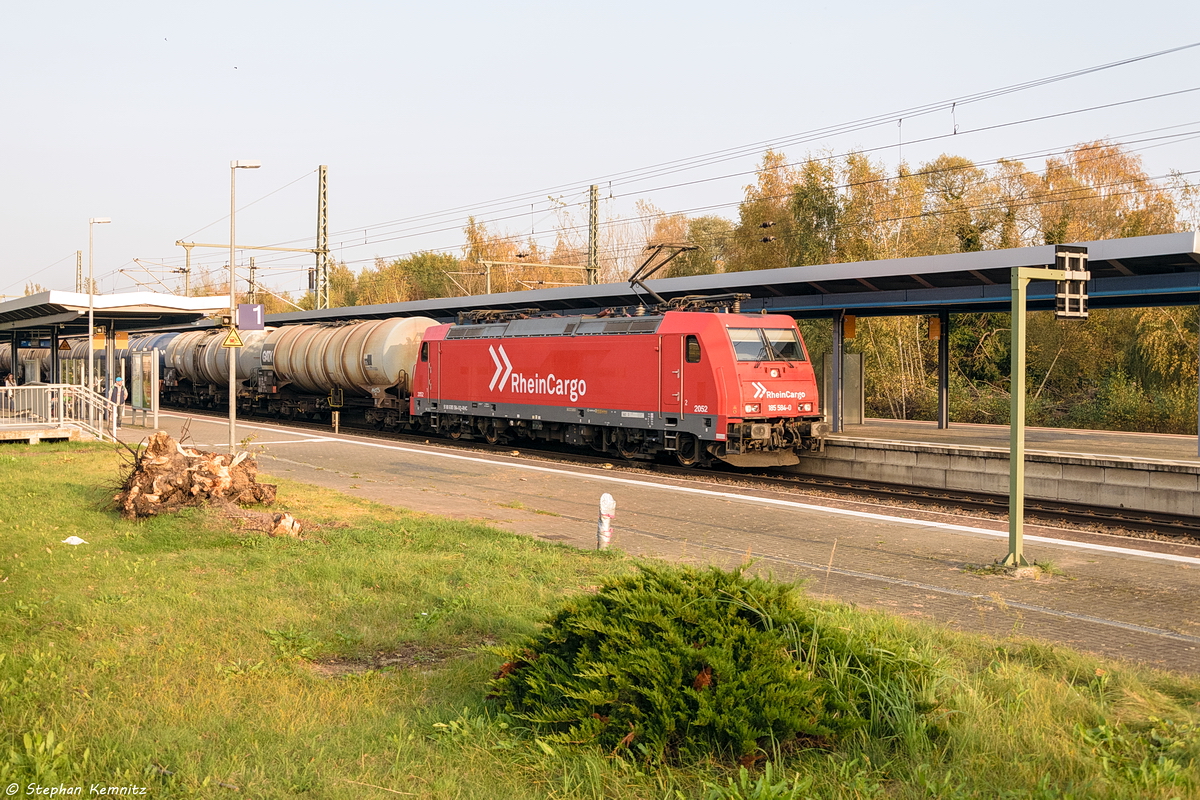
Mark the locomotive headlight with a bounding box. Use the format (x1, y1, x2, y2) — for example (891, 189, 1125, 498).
(744, 403, 760, 414)
(769, 368, 780, 378)
(799, 403, 812, 412)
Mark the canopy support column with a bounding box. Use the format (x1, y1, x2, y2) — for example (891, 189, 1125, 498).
(831, 311, 844, 433)
(937, 310, 950, 429)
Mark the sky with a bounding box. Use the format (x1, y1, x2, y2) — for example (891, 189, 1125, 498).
(3, 0, 1199, 300)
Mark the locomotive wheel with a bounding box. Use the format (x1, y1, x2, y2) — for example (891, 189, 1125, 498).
(675, 433, 701, 467)
(616, 432, 640, 460)
(483, 422, 502, 445)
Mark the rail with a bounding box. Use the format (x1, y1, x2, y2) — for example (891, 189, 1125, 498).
(0, 383, 119, 442)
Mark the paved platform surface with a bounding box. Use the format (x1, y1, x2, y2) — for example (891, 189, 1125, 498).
(117, 414, 1200, 674)
(836, 418, 1200, 462)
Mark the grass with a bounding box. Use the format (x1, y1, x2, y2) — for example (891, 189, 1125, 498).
(0, 441, 1198, 798)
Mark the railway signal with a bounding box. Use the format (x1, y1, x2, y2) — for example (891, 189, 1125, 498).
(1054, 245, 1090, 320)
(1006, 246, 1089, 567)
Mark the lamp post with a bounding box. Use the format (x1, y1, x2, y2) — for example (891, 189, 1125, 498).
(228, 160, 260, 452)
(87, 217, 111, 397)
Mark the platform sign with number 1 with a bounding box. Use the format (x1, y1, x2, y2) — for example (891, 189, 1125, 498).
(236, 303, 265, 331)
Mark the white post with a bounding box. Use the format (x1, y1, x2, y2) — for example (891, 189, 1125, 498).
(152, 349, 160, 431)
(228, 160, 260, 453)
(87, 217, 110, 431)
(597, 493, 616, 550)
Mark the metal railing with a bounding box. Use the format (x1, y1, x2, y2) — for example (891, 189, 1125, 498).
(0, 383, 119, 441)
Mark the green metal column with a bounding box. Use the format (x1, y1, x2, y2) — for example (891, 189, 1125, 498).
(587, 184, 599, 286)
(315, 165, 330, 309)
(937, 310, 949, 429)
(1005, 255, 1085, 565)
(1005, 269, 1029, 566)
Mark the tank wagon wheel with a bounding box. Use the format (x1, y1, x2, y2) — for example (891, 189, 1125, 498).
(675, 433, 703, 468)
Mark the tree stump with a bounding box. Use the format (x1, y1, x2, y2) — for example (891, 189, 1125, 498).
(115, 431, 279, 521)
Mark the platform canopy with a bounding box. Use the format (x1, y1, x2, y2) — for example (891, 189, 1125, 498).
(267, 230, 1200, 325)
(0, 291, 228, 338)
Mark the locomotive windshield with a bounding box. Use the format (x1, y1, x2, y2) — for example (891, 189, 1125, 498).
(728, 328, 807, 362)
(763, 328, 806, 361)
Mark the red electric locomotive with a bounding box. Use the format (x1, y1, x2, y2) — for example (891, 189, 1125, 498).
(411, 308, 826, 467)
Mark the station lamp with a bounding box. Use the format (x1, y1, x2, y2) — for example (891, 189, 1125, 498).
(229, 160, 261, 453)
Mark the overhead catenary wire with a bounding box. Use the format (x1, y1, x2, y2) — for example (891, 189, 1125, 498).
(236, 87, 1200, 273)
(111, 43, 1200, 295)
(209, 43, 1200, 260)
(1, 252, 76, 294)
(307, 41, 1200, 244)
(177, 169, 318, 242)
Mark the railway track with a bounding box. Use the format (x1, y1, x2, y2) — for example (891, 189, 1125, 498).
(170, 408, 1200, 544)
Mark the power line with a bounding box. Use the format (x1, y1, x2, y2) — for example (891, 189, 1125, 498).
(1, 252, 76, 294)
(313, 42, 1200, 244)
(127, 45, 1200, 292)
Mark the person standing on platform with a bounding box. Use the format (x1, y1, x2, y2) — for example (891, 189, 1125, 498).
(107, 376, 127, 429)
(3, 372, 14, 413)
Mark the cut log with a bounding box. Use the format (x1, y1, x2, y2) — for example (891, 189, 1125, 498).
(114, 431, 279, 521)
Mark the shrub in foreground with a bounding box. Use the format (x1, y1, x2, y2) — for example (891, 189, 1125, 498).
(489, 564, 940, 763)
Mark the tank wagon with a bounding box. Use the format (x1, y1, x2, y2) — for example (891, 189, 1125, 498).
(86, 304, 825, 467)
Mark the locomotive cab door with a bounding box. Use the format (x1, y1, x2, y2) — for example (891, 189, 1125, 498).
(659, 335, 682, 416)
(681, 334, 710, 417)
(417, 341, 436, 403)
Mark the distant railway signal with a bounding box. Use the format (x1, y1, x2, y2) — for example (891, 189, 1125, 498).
(1054, 246, 1090, 320)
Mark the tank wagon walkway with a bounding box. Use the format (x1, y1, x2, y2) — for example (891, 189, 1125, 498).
(120, 414, 1200, 674)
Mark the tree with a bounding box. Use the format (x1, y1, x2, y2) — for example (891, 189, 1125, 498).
(1036, 141, 1179, 244)
(725, 151, 800, 272)
(327, 261, 359, 308)
(674, 216, 734, 278)
(789, 156, 839, 266)
(913, 155, 998, 253)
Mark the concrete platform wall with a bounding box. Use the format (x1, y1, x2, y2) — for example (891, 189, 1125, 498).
(792, 438, 1200, 517)
(0, 425, 91, 444)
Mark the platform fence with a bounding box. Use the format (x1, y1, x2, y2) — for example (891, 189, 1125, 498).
(0, 384, 118, 441)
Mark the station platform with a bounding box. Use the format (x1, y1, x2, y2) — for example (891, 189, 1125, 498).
(113, 413, 1200, 674)
(0, 422, 89, 444)
(831, 418, 1200, 462)
(802, 419, 1200, 517)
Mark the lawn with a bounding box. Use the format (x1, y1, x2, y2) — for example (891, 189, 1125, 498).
(0, 442, 1197, 799)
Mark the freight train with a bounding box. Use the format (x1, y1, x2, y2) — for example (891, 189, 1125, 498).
(46, 304, 828, 468)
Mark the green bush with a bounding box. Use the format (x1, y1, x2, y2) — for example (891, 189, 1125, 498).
(488, 564, 940, 763)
